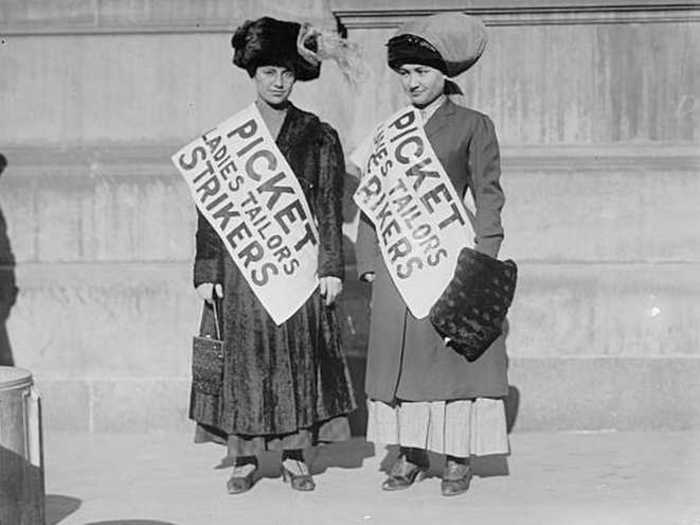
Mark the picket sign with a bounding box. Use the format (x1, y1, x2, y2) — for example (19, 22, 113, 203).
(352, 106, 474, 319)
(172, 103, 319, 325)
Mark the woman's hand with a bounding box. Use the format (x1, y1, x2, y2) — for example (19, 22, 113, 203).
(196, 283, 223, 303)
(319, 276, 342, 306)
(360, 272, 376, 283)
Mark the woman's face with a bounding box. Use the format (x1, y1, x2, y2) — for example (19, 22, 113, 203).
(397, 64, 445, 107)
(254, 65, 296, 106)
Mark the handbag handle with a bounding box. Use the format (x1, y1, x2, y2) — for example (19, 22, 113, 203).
(200, 299, 222, 340)
(211, 298, 221, 340)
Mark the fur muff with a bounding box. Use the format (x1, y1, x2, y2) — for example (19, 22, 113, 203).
(429, 247, 517, 362)
(231, 17, 320, 81)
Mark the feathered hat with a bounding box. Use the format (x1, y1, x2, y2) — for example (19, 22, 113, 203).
(231, 17, 321, 81)
(232, 17, 368, 85)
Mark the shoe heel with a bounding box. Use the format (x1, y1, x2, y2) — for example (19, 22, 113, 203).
(226, 469, 256, 495)
(381, 464, 427, 491)
(409, 467, 428, 485)
(281, 466, 315, 491)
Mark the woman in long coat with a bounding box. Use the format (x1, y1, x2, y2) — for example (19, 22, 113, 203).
(192, 17, 356, 494)
(355, 13, 509, 496)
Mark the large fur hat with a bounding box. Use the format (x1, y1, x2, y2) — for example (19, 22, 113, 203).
(387, 13, 487, 77)
(231, 17, 320, 81)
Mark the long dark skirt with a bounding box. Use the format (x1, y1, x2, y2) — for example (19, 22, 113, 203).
(190, 258, 357, 456)
(195, 415, 351, 456)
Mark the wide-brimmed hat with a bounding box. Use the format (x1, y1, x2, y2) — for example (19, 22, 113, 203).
(387, 13, 487, 77)
(231, 17, 320, 81)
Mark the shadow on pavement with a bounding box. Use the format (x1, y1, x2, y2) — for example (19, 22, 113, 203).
(505, 384, 520, 433)
(471, 454, 509, 478)
(501, 317, 521, 434)
(45, 494, 81, 524)
(214, 437, 375, 480)
(85, 521, 178, 525)
(310, 437, 375, 474)
(378, 444, 510, 479)
(0, 444, 45, 524)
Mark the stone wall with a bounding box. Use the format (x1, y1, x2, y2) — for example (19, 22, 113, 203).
(0, 0, 698, 433)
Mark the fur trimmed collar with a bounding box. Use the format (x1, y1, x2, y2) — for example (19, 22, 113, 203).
(276, 103, 321, 155)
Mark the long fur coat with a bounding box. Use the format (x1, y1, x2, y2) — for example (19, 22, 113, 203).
(191, 103, 356, 437)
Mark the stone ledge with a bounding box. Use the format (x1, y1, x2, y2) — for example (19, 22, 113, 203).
(5, 261, 699, 380)
(507, 357, 700, 431)
(505, 263, 700, 358)
(330, 0, 700, 28)
(2, 144, 698, 263)
(2, 1, 696, 34)
(31, 356, 700, 434)
(0, 0, 334, 35)
(1, 143, 698, 177)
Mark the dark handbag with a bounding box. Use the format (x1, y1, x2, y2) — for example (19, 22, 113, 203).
(429, 246, 517, 362)
(191, 300, 224, 396)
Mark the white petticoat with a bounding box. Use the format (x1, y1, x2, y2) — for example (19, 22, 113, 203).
(366, 397, 509, 457)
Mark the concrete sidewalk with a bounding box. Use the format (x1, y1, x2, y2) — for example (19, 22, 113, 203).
(43, 430, 700, 525)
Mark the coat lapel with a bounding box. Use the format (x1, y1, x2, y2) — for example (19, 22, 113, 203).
(275, 104, 319, 156)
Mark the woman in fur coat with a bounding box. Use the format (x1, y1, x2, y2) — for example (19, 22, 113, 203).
(192, 17, 356, 494)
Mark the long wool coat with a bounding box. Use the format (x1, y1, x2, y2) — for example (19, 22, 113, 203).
(193, 104, 356, 437)
(356, 99, 508, 403)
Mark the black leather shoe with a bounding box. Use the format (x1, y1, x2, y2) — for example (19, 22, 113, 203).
(281, 461, 316, 492)
(381, 455, 427, 491)
(226, 467, 257, 495)
(440, 460, 472, 497)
